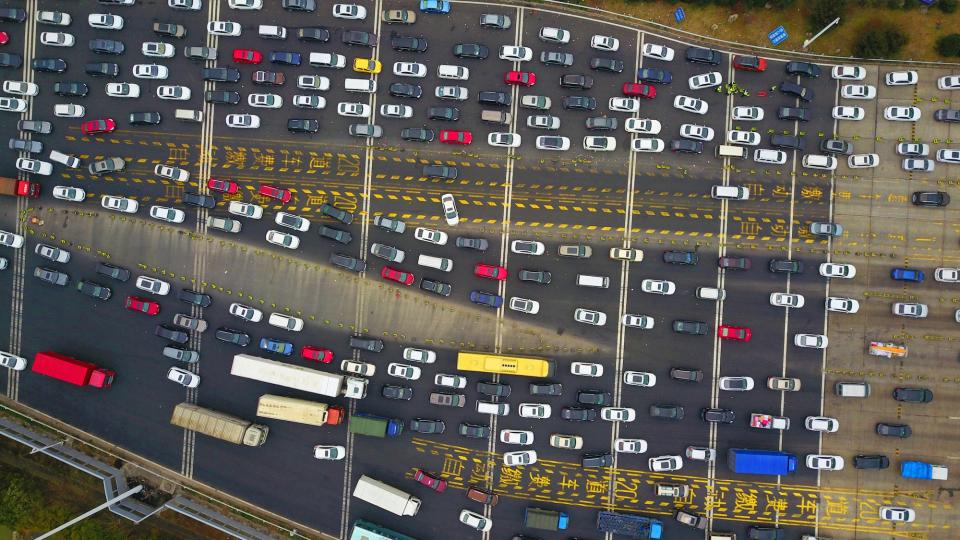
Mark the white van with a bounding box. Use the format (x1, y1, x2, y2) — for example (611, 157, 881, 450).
(258, 25, 287, 39)
(696, 286, 726, 300)
(49, 150, 81, 169)
(437, 64, 469, 80)
(175, 109, 203, 122)
(754, 148, 787, 165)
(802, 154, 838, 170)
(716, 144, 747, 159)
(417, 254, 453, 272)
(836, 381, 870, 397)
(476, 401, 510, 416)
(344, 78, 376, 93)
(576, 274, 609, 288)
(711, 185, 749, 200)
(309, 52, 346, 69)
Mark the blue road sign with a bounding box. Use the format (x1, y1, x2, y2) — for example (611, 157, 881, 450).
(675, 7, 685, 24)
(768, 25, 788, 46)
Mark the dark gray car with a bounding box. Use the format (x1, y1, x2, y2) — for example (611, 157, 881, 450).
(34, 266, 69, 286)
(770, 134, 806, 151)
(540, 51, 573, 66)
(820, 139, 852, 155)
(318, 225, 352, 245)
(423, 165, 458, 179)
(672, 320, 707, 335)
(455, 237, 488, 251)
(685, 46, 721, 64)
(349, 335, 383, 352)
(320, 202, 353, 224)
(585, 117, 617, 131)
(420, 278, 452, 296)
(649, 404, 684, 420)
(8, 138, 42, 153)
(329, 253, 365, 272)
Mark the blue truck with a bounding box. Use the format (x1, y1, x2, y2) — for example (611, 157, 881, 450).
(596, 511, 662, 539)
(901, 461, 949, 480)
(728, 448, 797, 475)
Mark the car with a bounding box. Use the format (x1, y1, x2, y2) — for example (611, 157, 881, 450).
(674, 95, 707, 114)
(31, 57, 66, 73)
(615, 439, 647, 454)
(259, 337, 293, 355)
(786, 61, 821, 78)
(382, 8, 416, 24)
(672, 320, 707, 335)
(779, 106, 811, 121)
(469, 290, 502, 308)
(570, 361, 603, 378)
(17, 120, 52, 135)
(590, 58, 623, 73)
(577, 390, 611, 406)
(82, 119, 116, 136)
(519, 95, 550, 109)
(215, 328, 250, 347)
(125, 296, 160, 315)
(650, 404, 684, 420)
(832, 106, 864, 120)
(670, 139, 703, 154)
(142, 42, 174, 59)
(505, 70, 536, 86)
(454, 43, 489, 59)
(717, 325, 751, 342)
(517, 269, 551, 285)
(806, 454, 844, 470)
(252, 71, 284, 86)
(767, 377, 801, 392)
(769, 258, 804, 274)
(821, 139, 853, 155)
(670, 367, 703, 383)
(686, 47, 720, 65)
(401, 127, 434, 142)
(535, 135, 571, 151)
(329, 253, 365, 273)
(680, 124, 714, 141)
(341, 359, 375, 376)
(528, 115, 560, 130)
(885, 106, 921, 121)
(641, 279, 675, 295)
(459, 509, 491, 532)
(718, 256, 751, 270)
(0, 231, 25, 249)
(622, 314, 653, 329)
(794, 334, 828, 348)
(205, 91, 240, 105)
(228, 201, 264, 219)
(472, 263, 507, 282)
(149, 206, 185, 224)
(52, 186, 85, 202)
(381, 384, 413, 401)
(685, 447, 716, 463)
(182, 192, 215, 209)
(511, 240, 545, 256)
(88, 12, 124, 29)
(747, 526, 783, 540)
(935, 108, 960, 122)
(229, 302, 262, 323)
(582, 452, 614, 468)
(637, 67, 673, 84)
(622, 83, 656, 99)
(893, 302, 928, 318)
(391, 33, 428, 53)
(623, 371, 656, 387)
(842, 84, 876, 99)
(601, 407, 636, 422)
(885, 70, 918, 85)
(100, 195, 137, 213)
(342, 30, 376, 47)
(539, 51, 574, 66)
(560, 407, 597, 422)
(34, 267, 69, 286)
(689, 71, 722, 90)
(574, 308, 606, 326)
(370, 243, 404, 263)
(394, 61, 427, 79)
(912, 191, 949, 207)
(805, 416, 839, 433)
(718, 376, 754, 391)
(500, 429, 534, 446)
(879, 506, 915, 523)
(936, 267, 960, 284)
(54, 81, 89, 98)
(810, 222, 844, 238)
(167, 366, 199, 387)
(832, 65, 866, 80)
(819, 262, 857, 279)
(608, 98, 639, 113)
(733, 55, 767, 72)
(157, 85, 191, 101)
(15, 158, 52, 175)
(638, 42, 674, 61)
(266, 230, 299, 249)
(176, 289, 211, 308)
(854, 455, 890, 469)
(649, 455, 683, 472)
(381, 267, 414, 286)
(439, 130, 471, 145)
(388, 362, 422, 381)
(937, 149, 960, 163)
(770, 134, 805, 151)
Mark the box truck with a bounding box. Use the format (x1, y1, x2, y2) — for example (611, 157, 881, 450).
(256, 394, 344, 426)
(727, 448, 797, 475)
(524, 507, 569, 530)
(31, 351, 114, 388)
(170, 403, 269, 447)
(0, 177, 40, 198)
(901, 461, 949, 480)
(231, 354, 367, 398)
(596, 511, 663, 538)
(348, 413, 403, 438)
(352, 475, 421, 516)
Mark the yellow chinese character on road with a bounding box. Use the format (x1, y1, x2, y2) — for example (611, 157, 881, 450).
(528, 471, 551, 488)
(251, 149, 275, 168)
(498, 465, 523, 489)
(800, 186, 823, 200)
(168, 147, 189, 162)
(824, 496, 850, 520)
(557, 473, 579, 493)
(441, 456, 465, 478)
(763, 494, 789, 515)
(734, 489, 759, 515)
(280, 150, 302, 169)
(585, 480, 606, 494)
(309, 155, 329, 170)
(772, 185, 791, 197)
(223, 147, 246, 168)
(887, 194, 908, 204)
(739, 221, 761, 236)
(467, 458, 493, 485)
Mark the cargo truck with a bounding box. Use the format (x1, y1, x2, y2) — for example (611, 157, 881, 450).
(348, 412, 403, 438)
(170, 403, 269, 447)
(750, 413, 790, 430)
(596, 510, 663, 539)
(524, 507, 569, 531)
(728, 448, 797, 475)
(0, 177, 40, 198)
(256, 394, 344, 426)
(231, 354, 367, 399)
(31, 351, 115, 388)
(352, 475, 421, 516)
(901, 461, 949, 480)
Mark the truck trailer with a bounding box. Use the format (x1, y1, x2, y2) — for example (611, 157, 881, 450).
(727, 448, 797, 475)
(596, 510, 662, 539)
(231, 354, 367, 398)
(31, 351, 114, 388)
(256, 394, 344, 426)
(0, 177, 40, 198)
(523, 507, 569, 531)
(352, 475, 421, 516)
(348, 412, 403, 438)
(901, 461, 949, 480)
(170, 403, 269, 447)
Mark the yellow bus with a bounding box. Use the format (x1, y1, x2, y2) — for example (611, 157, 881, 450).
(456, 351, 554, 377)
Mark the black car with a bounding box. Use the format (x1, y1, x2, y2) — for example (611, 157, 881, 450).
(780, 81, 814, 102)
(409, 418, 444, 434)
(54, 82, 88, 97)
(216, 327, 250, 347)
(893, 387, 933, 403)
(685, 46, 721, 65)
(649, 404, 684, 420)
(178, 289, 212, 307)
(423, 165, 458, 179)
(8, 138, 43, 154)
(455, 237, 488, 251)
(32, 58, 67, 73)
(155, 324, 189, 344)
(876, 423, 912, 438)
(585, 117, 617, 131)
(672, 320, 707, 335)
(76, 280, 112, 301)
(0, 7, 27, 22)
(154, 22, 186, 38)
(670, 367, 703, 382)
(770, 134, 806, 151)
(129, 112, 161, 125)
(349, 336, 384, 352)
(912, 191, 950, 207)
(478, 91, 510, 106)
(663, 250, 698, 265)
(282, 0, 315, 11)
(529, 381, 562, 396)
(768, 258, 804, 273)
(428, 106, 460, 121)
(391, 33, 428, 52)
(562, 96, 597, 110)
(89, 39, 124, 55)
(577, 390, 611, 406)
(701, 408, 735, 424)
(382, 384, 413, 400)
(297, 27, 330, 42)
(820, 139, 852, 155)
(288, 119, 320, 133)
(96, 262, 130, 282)
(785, 61, 821, 78)
(518, 269, 551, 284)
(342, 30, 376, 47)
(747, 526, 782, 540)
(457, 422, 490, 438)
(581, 453, 613, 468)
(477, 380, 511, 397)
(670, 139, 703, 154)
(205, 90, 240, 105)
(330, 253, 365, 272)
(853, 454, 890, 469)
(318, 225, 352, 244)
(637, 67, 672, 84)
(590, 57, 623, 73)
(389, 83, 422, 99)
(778, 106, 809, 122)
(420, 278, 452, 297)
(453, 43, 489, 59)
(0, 53, 22, 68)
(202, 67, 241, 82)
(401, 127, 434, 142)
(85, 62, 120, 78)
(560, 74, 594, 89)
(320, 202, 353, 224)
(561, 406, 597, 422)
(252, 70, 284, 86)
(182, 192, 216, 209)
(935, 108, 960, 123)
(540, 51, 573, 66)
(18, 120, 53, 135)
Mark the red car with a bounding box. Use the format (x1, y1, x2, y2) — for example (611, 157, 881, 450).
(0, 31, 9, 45)
(622, 83, 656, 99)
(125, 295, 160, 315)
(301, 346, 333, 363)
(233, 48, 262, 64)
(258, 184, 291, 203)
(718, 325, 752, 342)
(381, 266, 414, 285)
(439, 130, 472, 145)
(413, 469, 447, 492)
(474, 263, 507, 281)
(504, 70, 536, 87)
(207, 178, 239, 194)
(81, 118, 116, 135)
(732, 55, 767, 72)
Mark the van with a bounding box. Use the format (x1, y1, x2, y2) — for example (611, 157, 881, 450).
(344, 78, 376, 93)
(711, 185, 749, 200)
(476, 401, 509, 416)
(802, 154, 838, 170)
(49, 150, 81, 169)
(258, 24, 287, 39)
(754, 148, 787, 165)
(716, 144, 747, 158)
(836, 381, 870, 398)
(175, 109, 203, 122)
(709, 533, 736, 540)
(309, 52, 346, 69)
(481, 110, 510, 125)
(655, 483, 690, 497)
(696, 286, 726, 300)
(576, 274, 609, 288)
(437, 64, 469, 80)
(417, 254, 453, 272)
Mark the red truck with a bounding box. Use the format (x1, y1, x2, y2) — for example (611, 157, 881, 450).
(0, 177, 40, 198)
(31, 351, 115, 389)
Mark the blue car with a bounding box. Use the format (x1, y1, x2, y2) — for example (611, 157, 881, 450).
(470, 290, 502, 308)
(259, 337, 293, 356)
(419, 0, 450, 13)
(637, 68, 672, 84)
(891, 268, 924, 283)
(270, 51, 301, 66)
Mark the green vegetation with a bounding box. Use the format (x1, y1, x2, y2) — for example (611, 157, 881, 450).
(939, 0, 959, 13)
(808, 0, 847, 32)
(936, 33, 960, 55)
(853, 21, 909, 58)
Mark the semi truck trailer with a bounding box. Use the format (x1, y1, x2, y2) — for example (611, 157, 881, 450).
(170, 403, 269, 447)
(31, 351, 115, 388)
(256, 394, 344, 426)
(231, 354, 367, 398)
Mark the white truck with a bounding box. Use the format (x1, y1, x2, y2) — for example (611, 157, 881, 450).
(231, 354, 367, 398)
(352, 475, 421, 516)
(170, 403, 269, 447)
(750, 413, 791, 430)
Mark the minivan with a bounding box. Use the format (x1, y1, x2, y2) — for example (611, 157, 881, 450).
(754, 149, 787, 165)
(344, 78, 376, 93)
(476, 401, 510, 416)
(696, 286, 725, 300)
(576, 274, 609, 288)
(49, 150, 81, 169)
(716, 144, 747, 158)
(481, 110, 510, 124)
(417, 254, 453, 272)
(711, 185, 749, 200)
(437, 64, 469, 80)
(802, 154, 837, 170)
(175, 109, 203, 122)
(836, 381, 870, 397)
(309, 52, 346, 69)
(258, 25, 287, 39)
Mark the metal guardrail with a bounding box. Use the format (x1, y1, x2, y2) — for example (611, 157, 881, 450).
(165, 497, 276, 540)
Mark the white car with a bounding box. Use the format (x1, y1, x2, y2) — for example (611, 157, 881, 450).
(341, 359, 375, 377)
(35, 244, 70, 263)
(105, 83, 140, 98)
(897, 142, 929, 156)
(0, 351, 27, 370)
(387, 363, 421, 380)
(518, 403, 551, 419)
(769, 292, 805, 308)
(520, 94, 551, 109)
(149, 205, 185, 223)
(615, 438, 647, 453)
(268, 313, 303, 331)
(101, 195, 138, 214)
(938, 75, 960, 90)
(169, 0, 202, 10)
(393, 61, 427, 78)
(935, 267, 960, 282)
(527, 115, 560, 130)
(893, 302, 928, 318)
(833, 106, 864, 120)
(229, 302, 262, 322)
(584, 136, 617, 151)
(437, 64, 469, 80)
(133, 64, 169, 79)
(688, 72, 722, 90)
(0, 231, 25, 249)
(135, 276, 170, 295)
(649, 455, 683, 472)
(732, 106, 764, 121)
(248, 93, 283, 108)
(337, 102, 370, 118)
(52, 186, 86, 202)
(642, 43, 674, 61)
(727, 130, 760, 146)
(937, 149, 960, 163)
(36, 10, 72, 26)
(333, 3, 367, 19)
(310, 52, 345, 69)
(228, 201, 263, 219)
(53, 103, 84, 117)
(265, 229, 299, 249)
(40, 32, 75, 47)
(313, 445, 345, 460)
(848, 153, 879, 168)
(609, 248, 643, 262)
(641, 279, 676, 295)
(207, 21, 241, 35)
(539, 26, 570, 43)
(380, 103, 413, 118)
(226, 114, 261, 128)
(680, 124, 714, 141)
(609, 97, 639, 112)
(574, 308, 606, 326)
(0, 97, 28, 113)
(571, 361, 603, 377)
(832, 65, 866, 80)
(88, 13, 124, 30)
(685, 446, 716, 462)
(229, 0, 263, 8)
(590, 35, 619, 51)
(297, 75, 330, 90)
(509, 297, 540, 314)
(157, 86, 191, 100)
(414, 227, 447, 245)
(625, 118, 661, 134)
(292, 95, 325, 109)
(154, 165, 189, 182)
(500, 429, 534, 445)
(794, 334, 828, 349)
(902, 158, 935, 172)
(825, 297, 859, 313)
(841, 84, 876, 99)
(885, 70, 918, 86)
(622, 314, 654, 329)
(884, 106, 921, 121)
(601, 407, 636, 422)
(623, 371, 656, 387)
(440, 193, 459, 226)
(499, 45, 533, 62)
(274, 211, 310, 231)
(459, 510, 492, 532)
(674, 95, 708, 114)
(502, 450, 537, 467)
(806, 454, 844, 471)
(15, 158, 52, 175)
(402, 347, 436, 363)
(488, 132, 521, 148)
(819, 262, 856, 279)
(718, 376, 754, 391)
(142, 42, 175, 58)
(435, 86, 468, 101)
(879, 506, 916, 523)
(805, 416, 839, 433)
(434, 373, 467, 389)
(167, 367, 200, 388)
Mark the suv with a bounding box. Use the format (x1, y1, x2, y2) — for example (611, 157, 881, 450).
(202, 67, 240, 82)
(672, 320, 707, 335)
(518, 269, 551, 284)
(893, 387, 933, 403)
(582, 453, 613, 468)
(854, 455, 890, 469)
(320, 203, 353, 224)
(670, 368, 703, 382)
(768, 259, 804, 274)
(685, 47, 721, 65)
(349, 336, 383, 352)
(770, 134, 806, 151)
(478, 91, 509, 106)
(663, 250, 698, 265)
(529, 382, 562, 396)
(477, 380, 511, 397)
(329, 253, 365, 272)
